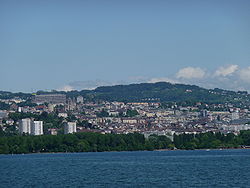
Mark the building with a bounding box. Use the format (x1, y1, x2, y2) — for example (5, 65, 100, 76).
(48, 104, 55, 112)
(231, 112, 240, 120)
(122, 118, 137, 124)
(66, 98, 77, 111)
(31, 121, 43, 135)
(64, 122, 77, 134)
(201, 110, 208, 118)
(48, 128, 58, 135)
(0, 110, 8, 119)
(33, 94, 66, 104)
(19, 118, 31, 134)
(58, 113, 68, 118)
(76, 96, 84, 103)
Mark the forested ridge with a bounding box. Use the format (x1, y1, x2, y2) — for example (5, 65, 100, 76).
(69, 82, 250, 104)
(1, 82, 250, 104)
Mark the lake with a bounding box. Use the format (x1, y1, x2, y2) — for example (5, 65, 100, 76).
(0, 149, 250, 187)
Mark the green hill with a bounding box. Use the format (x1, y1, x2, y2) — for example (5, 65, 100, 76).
(1, 82, 249, 105)
(90, 82, 249, 104)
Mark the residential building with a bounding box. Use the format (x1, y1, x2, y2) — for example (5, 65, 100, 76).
(31, 121, 43, 135)
(64, 122, 77, 134)
(48, 128, 58, 135)
(19, 118, 31, 134)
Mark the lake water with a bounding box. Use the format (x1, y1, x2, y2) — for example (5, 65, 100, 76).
(0, 149, 250, 187)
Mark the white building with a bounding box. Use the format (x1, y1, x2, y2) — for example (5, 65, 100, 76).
(64, 122, 77, 134)
(48, 104, 55, 112)
(19, 118, 31, 134)
(58, 113, 68, 118)
(18, 107, 22, 112)
(31, 121, 43, 135)
(76, 96, 84, 103)
(231, 112, 240, 120)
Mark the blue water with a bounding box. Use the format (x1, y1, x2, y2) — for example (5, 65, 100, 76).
(0, 149, 250, 188)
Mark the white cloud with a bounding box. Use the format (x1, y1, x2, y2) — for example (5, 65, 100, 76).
(176, 67, 205, 79)
(57, 85, 74, 92)
(214, 65, 238, 77)
(148, 77, 180, 84)
(239, 67, 250, 83)
(67, 80, 112, 90)
(58, 65, 250, 92)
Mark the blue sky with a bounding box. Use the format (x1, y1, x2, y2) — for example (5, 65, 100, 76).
(0, 0, 250, 92)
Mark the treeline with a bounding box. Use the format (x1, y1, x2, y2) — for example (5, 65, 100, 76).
(0, 91, 31, 100)
(174, 131, 250, 150)
(1, 131, 250, 154)
(0, 133, 172, 154)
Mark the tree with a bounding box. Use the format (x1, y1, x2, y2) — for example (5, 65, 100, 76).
(126, 109, 139, 117)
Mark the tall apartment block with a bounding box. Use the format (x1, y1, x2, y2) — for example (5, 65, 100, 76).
(19, 118, 31, 134)
(31, 121, 43, 135)
(64, 122, 77, 134)
(19, 119, 43, 135)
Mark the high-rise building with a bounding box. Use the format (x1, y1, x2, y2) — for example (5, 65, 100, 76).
(19, 118, 31, 134)
(64, 122, 77, 134)
(31, 121, 43, 135)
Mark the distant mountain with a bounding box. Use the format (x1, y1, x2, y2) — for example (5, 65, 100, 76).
(1, 82, 249, 105)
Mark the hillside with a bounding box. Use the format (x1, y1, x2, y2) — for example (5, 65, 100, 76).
(89, 82, 249, 104)
(1, 82, 250, 105)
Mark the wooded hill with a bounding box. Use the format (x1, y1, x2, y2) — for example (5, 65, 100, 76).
(1, 82, 250, 105)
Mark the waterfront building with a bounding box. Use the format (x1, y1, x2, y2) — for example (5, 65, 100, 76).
(48, 128, 58, 135)
(19, 118, 31, 134)
(64, 122, 77, 134)
(31, 121, 43, 135)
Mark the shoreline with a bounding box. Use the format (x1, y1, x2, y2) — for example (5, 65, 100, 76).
(155, 147, 250, 151)
(2, 147, 250, 155)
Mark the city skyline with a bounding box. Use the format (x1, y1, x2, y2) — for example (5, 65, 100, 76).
(1, 0, 249, 92)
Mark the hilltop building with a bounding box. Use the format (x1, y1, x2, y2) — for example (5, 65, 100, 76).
(32, 94, 66, 104)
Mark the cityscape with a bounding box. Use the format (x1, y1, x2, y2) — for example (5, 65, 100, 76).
(1, 85, 250, 139)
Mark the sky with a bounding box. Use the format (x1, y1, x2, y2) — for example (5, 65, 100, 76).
(0, 0, 250, 92)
